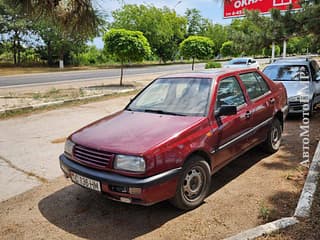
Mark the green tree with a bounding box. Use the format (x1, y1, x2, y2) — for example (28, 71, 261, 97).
(34, 19, 88, 66)
(184, 8, 210, 36)
(13, 0, 103, 37)
(296, 1, 320, 51)
(0, 0, 34, 65)
(75, 46, 108, 65)
(228, 11, 272, 57)
(111, 4, 186, 63)
(263, 45, 281, 57)
(179, 36, 214, 70)
(103, 29, 151, 86)
(220, 41, 235, 57)
(204, 24, 228, 56)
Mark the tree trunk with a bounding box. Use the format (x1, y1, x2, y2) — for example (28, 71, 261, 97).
(59, 50, 64, 69)
(192, 57, 195, 71)
(17, 38, 21, 65)
(120, 61, 124, 86)
(271, 41, 275, 63)
(13, 39, 17, 65)
(47, 41, 53, 66)
(282, 39, 287, 58)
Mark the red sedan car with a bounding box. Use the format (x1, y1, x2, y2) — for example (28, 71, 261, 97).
(60, 68, 288, 210)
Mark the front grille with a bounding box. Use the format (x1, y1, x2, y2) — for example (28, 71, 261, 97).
(73, 144, 114, 169)
(289, 101, 303, 106)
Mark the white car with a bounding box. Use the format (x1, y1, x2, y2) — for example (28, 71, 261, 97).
(223, 58, 260, 69)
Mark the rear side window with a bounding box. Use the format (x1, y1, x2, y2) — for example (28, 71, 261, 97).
(239, 72, 270, 100)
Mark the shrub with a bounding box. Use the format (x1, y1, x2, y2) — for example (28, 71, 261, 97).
(205, 61, 222, 69)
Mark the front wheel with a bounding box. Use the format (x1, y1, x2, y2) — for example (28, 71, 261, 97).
(262, 118, 282, 153)
(309, 97, 315, 118)
(170, 156, 211, 210)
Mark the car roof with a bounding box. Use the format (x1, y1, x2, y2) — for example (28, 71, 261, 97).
(159, 68, 258, 79)
(271, 57, 312, 65)
(230, 57, 254, 61)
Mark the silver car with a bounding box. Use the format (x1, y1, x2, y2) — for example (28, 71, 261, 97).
(263, 58, 320, 116)
(223, 57, 260, 69)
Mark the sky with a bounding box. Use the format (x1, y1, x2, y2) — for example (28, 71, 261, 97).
(91, 0, 231, 48)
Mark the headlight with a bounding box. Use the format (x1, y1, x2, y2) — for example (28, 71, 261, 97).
(64, 139, 75, 156)
(288, 96, 300, 102)
(114, 155, 145, 173)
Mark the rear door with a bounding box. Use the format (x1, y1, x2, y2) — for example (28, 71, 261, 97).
(238, 72, 275, 145)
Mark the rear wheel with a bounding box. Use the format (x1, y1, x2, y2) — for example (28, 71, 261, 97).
(262, 118, 282, 153)
(170, 156, 211, 210)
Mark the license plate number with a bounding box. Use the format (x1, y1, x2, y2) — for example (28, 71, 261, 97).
(70, 172, 101, 192)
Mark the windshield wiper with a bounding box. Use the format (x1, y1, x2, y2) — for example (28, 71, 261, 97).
(143, 109, 187, 116)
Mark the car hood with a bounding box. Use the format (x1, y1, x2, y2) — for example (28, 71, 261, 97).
(71, 110, 205, 155)
(279, 81, 311, 98)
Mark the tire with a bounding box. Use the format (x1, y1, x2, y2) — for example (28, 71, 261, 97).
(170, 156, 211, 210)
(262, 118, 282, 154)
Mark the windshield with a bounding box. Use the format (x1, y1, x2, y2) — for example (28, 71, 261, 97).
(127, 78, 212, 116)
(229, 58, 248, 65)
(263, 65, 310, 81)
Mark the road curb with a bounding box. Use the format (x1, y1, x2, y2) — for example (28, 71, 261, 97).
(0, 89, 138, 115)
(294, 141, 320, 218)
(224, 217, 299, 240)
(223, 141, 320, 240)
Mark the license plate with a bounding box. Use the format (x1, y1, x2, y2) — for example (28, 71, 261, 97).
(70, 172, 101, 192)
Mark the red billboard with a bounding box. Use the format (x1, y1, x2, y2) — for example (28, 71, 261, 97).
(224, 0, 302, 18)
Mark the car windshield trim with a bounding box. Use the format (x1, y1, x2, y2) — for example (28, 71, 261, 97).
(143, 109, 188, 116)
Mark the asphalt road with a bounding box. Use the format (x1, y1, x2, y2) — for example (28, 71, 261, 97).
(0, 63, 206, 88)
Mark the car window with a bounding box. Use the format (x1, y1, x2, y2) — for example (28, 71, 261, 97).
(263, 65, 310, 81)
(239, 72, 270, 100)
(311, 61, 320, 79)
(230, 59, 247, 65)
(215, 77, 246, 110)
(254, 72, 270, 93)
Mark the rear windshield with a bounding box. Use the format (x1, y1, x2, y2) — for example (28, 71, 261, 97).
(263, 65, 310, 81)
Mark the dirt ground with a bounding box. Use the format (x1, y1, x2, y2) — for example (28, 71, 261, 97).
(258, 177, 320, 240)
(0, 112, 319, 240)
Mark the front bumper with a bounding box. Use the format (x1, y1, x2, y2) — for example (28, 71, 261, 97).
(288, 101, 311, 114)
(60, 154, 182, 205)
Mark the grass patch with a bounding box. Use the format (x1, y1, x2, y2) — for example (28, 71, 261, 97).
(258, 202, 276, 223)
(205, 61, 222, 69)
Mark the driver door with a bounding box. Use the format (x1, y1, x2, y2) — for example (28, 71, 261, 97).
(209, 76, 252, 170)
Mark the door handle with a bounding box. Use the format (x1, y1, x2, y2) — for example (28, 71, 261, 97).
(245, 111, 251, 119)
(269, 98, 275, 104)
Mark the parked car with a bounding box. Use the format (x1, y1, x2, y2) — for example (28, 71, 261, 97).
(60, 68, 288, 210)
(263, 58, 320, 116)
(223, 58, 260, 69)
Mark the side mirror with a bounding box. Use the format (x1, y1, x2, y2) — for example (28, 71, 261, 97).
(216, 105, 237, 117)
